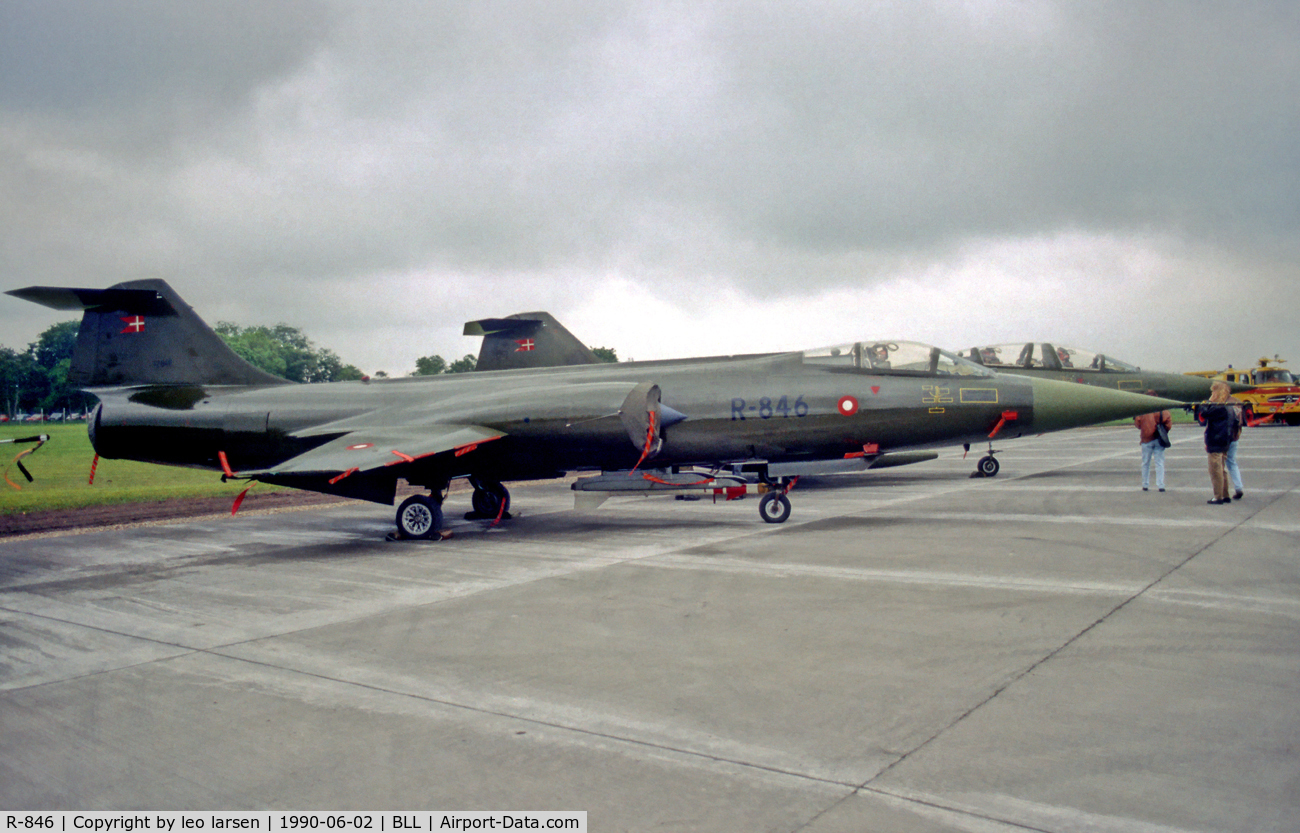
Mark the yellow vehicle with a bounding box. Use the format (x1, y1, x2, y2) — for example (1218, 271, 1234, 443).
(1187, 356, 1300, 425)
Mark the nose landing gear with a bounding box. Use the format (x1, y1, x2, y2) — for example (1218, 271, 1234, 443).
(757, 475, 798, 523)
(965, 443, 1001, 478)
(758, 491, 792, 523)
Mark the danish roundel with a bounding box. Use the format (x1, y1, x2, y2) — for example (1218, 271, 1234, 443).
(837, 396, 859, 416)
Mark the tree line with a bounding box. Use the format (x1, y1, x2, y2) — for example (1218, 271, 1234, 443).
(1, 321, 91, 418)
(2, 320, 618, 418)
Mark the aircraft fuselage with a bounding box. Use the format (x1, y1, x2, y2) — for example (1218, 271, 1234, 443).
(91, 351, 1039, 497)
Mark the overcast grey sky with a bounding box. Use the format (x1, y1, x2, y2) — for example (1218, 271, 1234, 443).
(3, 0, 1297, 375)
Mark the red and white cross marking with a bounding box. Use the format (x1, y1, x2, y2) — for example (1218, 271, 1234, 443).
(515, 338, 536, 352)
(119, 316, 146, 334)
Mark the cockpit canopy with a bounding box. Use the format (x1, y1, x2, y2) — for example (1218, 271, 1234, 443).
(963, 343, 1139, 373)
(804, 341, 995, 377)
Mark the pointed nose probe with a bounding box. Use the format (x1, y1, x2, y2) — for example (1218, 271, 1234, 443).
(1026, 377, 1183, 433)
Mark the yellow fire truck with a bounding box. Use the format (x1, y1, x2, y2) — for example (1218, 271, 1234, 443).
(1187, 356, 1300, 425)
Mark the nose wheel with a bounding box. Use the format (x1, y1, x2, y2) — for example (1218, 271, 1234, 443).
(965, 443, 1002, 478)
(758, 492, 792, 523)
(756, 475, 797, 523)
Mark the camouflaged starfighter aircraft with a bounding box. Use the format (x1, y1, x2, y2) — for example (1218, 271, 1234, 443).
(9, 281, 1182, 537)
(960, 342, 1245, 402)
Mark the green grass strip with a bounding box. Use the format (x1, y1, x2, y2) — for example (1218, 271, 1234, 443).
(2, 423, 288, 515)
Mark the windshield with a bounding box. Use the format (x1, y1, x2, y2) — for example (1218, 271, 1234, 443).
(1256, 368, 1296, 385)
(805, 341, 995, 377)
(965, 343, 1139, 373)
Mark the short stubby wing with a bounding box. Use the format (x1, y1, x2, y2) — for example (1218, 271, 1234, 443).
(243, 425, 505, 478)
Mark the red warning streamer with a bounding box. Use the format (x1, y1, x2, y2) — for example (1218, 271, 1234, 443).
(629, 410, 659, 473)
(329, 467, 360, 485)
(490, 493, 508, 528)
(642, 473, 715, 487)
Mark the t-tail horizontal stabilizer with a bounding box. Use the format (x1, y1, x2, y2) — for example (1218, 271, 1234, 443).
(6, 280, 288, 388)
(465, 312, 602, 371)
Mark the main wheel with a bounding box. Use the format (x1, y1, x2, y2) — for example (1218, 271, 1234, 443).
(470, 480, 511, 518)
(758, 492, 792, 524)
(396, 495, 442, 539)
(977, 455, 1000, 477)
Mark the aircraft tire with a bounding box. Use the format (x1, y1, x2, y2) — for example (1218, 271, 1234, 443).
(396, 495, 442, 539)
(977, 455, 1000, 477)
(759, 492, 792, 524)
(471, 481, 511, 518)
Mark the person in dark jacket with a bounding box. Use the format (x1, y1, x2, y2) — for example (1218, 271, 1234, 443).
(1195, 381, 1236, 504)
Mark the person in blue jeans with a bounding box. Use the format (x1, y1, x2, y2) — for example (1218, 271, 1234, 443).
(1224, 393, 1245, 499)
(1133, 391, 1172, 492)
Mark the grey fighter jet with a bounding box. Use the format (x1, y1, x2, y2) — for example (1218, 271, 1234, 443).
(8, 281, 1180, 536)
(961, 342, 1246, 402)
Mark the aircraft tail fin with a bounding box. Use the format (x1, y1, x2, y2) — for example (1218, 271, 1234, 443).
(6, 279, 288, 387)
(464, 311, 603, 372)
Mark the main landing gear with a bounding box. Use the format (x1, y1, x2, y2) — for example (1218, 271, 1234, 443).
(466, 477, 511, 521)
(392, 478, 514, 540)
(395, 494, 444, 539)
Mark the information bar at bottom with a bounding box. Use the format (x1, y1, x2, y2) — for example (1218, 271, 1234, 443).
(2, 813, 586, 833)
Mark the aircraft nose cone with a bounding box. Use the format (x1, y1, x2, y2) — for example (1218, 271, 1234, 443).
(1028, 377, 1182, 433)
(1165, 373, 1236, 402)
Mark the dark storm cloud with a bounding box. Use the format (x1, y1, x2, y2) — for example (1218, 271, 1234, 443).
(0, 0, 335, 296)
(0, 0, 331, 117)
(2, 1, 1297, 372)
(690, 1, 1300, 255)
(314, 0, 1298, 282)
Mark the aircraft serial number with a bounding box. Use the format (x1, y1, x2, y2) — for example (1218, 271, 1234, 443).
(731, 396, 809, 420)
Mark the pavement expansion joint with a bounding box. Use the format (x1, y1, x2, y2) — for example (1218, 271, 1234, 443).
(200, 645, 862, 791)
(859, 480, 1286, 792)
